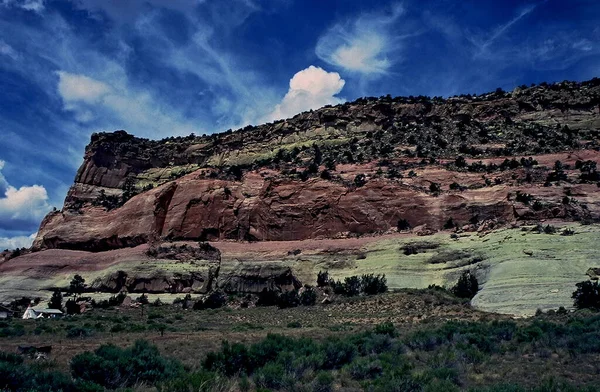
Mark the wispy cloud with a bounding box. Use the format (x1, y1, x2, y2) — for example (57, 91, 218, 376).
(264, 65, 345, 122)
(471, 3, 538, 58)
(0, 0, 45, 13)
(316, 3, 405, 77)
(0, 39, 19, 60)
(68, 0, 205, 24)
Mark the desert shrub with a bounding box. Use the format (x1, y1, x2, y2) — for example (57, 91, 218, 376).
(312, 371, 334, 392)
(451, 270, 479, 299)
(66, 326, 94, 339)
(253, 362, 286, 390)
(300, 286, 317, 306)
(0, 324, 25, 338)
(429, 182, 442, 194)
(287, 321, 302, 328)
(572, 280, 600, 310)
(402, 241, 440, 255)
(354, 174, 367, 187)
(515, 191, 534, 204)
(428, 249, 473, 264)
(361, 274, 388, 295)
(157, 370, 225, 392)
(196, 291, 228, 310)
(317, 270, 330, 287)
(65, 299, 81, 315)
(71, 340, 182, 389)
(256, 289, 279, 307)
(136, 293, 149, 304)
(278, 290, 300, 309)
(92, 292, 126, 309)
(347, 357, 384, 380)
(374, 321, 397, 337)
(561, 228, 575, 236)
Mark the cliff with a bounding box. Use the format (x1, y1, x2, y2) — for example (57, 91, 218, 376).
(33, 79, 600, 251)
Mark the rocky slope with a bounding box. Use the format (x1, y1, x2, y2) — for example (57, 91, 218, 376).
(33, 79, 600, 251)
(2, 79, 600, 313)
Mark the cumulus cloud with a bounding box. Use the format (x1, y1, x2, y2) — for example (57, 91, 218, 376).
(316, 3, 404, 76)
(0, 233, 36, 250)
(0, 161, 51, 233)
(57, 71, 112, 103)
(264, 66, 345, 122)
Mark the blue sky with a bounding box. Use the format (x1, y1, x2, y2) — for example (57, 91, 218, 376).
(0, 0, 598, 249)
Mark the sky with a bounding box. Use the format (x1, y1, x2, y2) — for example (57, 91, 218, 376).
(0, 0, 599, 249)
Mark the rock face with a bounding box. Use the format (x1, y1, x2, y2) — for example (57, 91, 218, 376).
(33, 79, 600, 252)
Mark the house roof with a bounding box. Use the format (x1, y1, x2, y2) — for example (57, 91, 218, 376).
(0, 305, 12, 313)
(31, 308, 63, 314)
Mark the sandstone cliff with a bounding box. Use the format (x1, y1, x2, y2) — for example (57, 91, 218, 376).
(33, 79, 600, 251)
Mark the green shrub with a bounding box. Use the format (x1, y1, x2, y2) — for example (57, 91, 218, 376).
(70, 340, 182, 389)
(300, 286, 317, 306)
(278, 290, 300, 309)
(66, 326, 94, 339)
(347, 357, 383, 380)
(317, 271, 330, 287)
(451, 270, 479, 299)
(362, 274, 388, 294)
(253, 362, 286, 390)
(312, 371, 334, 392)
(572, 280, 600, 310)
(374, 321, 397, 337)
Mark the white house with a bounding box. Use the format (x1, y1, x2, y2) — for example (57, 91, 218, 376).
(22, 306, 63, 319)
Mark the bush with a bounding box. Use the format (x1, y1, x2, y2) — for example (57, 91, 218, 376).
(48, 289, 63, 311)
(196, 291, 228, 310)
(256, 289, 279, 307)
(253, 362, 286, 390)
(572, 280, 600, 310)
(317, 270, 330, 287)
(451, 270, 479, 299)
(278, 290, 300, 309)
(361, 274, 387, 295)
(300, 286, 317, 306)
(66, 327, 94, 339)
(374, 321, 397, 337)
(71, 340, 182, 389)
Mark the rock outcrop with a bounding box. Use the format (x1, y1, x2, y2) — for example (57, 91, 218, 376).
(32, 79, 600, 252)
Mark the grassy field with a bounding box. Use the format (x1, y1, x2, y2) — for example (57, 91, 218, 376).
(1, 289, 600, 391)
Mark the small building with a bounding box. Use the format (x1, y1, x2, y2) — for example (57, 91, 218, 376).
(0, 305, 13, 319)
(22, 306, 63, 319)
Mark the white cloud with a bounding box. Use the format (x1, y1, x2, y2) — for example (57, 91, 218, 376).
(264, 65, 345, 122)
(0, 233, 36, 250)
(471, 4, 538, 58)
(0, 40, 19, 60)
(57, 71, 112, 103)
(0, 161, 51, 233)
(0, 0, 45, 12)
(56, 69, 199, 134)
(316, 3, 404, 76)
